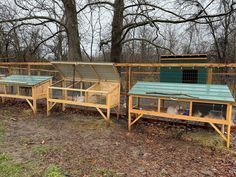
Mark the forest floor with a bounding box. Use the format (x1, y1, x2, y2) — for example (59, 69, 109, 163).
(0, 101, 236, 177)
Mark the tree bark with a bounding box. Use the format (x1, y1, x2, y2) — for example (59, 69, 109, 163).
(62, 0, 82, 61)
(110, 0, 124, 63)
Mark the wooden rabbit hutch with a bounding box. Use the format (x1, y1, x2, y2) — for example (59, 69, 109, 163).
(47, 62, 120, 122)
(0, 75, 52, 114)
(128, 82, 235, 148)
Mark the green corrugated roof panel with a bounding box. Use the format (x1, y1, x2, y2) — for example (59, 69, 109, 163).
(129, 82, 235, 103)
(0, 75, 52, 86)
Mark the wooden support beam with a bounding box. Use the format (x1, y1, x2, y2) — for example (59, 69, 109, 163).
(130, 114, 144, 126)
(62, 80, 67, 111)
(47, 102, 57, 112)
(189, 101, 193, 116)
(130, 109, 228, 125)
(226, 104, 232, 148)
(126, 67, 131, 116)
(96, 107, 108, 121)
(209, 122, 227, 142)
(207, 68, 213, 84)
(0, 61, 236, 68)
(128, 96, 132, 131)
(158, 98, 161, 113)
(26, 99, 36, 114)
(27, 65, 31, 75)
(115, 63, 236, 67)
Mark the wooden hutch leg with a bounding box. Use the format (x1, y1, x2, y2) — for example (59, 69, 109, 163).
(62, 81, 66, 111)
(128, 96, 132, 131)
(47, 101, 51, 116)
(33, 99, 37, 115)
(226, 104, 232, 148)
(107, 108, 110, 120)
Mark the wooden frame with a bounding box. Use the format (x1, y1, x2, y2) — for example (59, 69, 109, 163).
(47, 79, 120, 122)
(0, 78, 52, 114)
(128, 95, 233, 148)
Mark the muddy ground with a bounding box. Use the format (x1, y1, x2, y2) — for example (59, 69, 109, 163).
(0, 101, 236, 177)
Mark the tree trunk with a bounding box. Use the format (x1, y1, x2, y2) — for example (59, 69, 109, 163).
(62, 0, 82, 61)
(110, 0, 124, 63)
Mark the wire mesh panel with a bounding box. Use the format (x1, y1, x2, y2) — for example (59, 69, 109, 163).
(192, 102, 227, 119)
(132, 96, 158, 111)
(19, 87, 32, 96)
(5, 86, 17, 95)
(160, 100, 190, 116)
(49, 87, 109, 105)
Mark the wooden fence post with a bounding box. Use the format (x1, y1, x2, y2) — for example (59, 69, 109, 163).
(126, 66, 131, 116)
(207, 67, 213, 84)
(27, 65, 31, 75)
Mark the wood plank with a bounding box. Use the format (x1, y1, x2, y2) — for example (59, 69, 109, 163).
(209, 122, 227, 141)
(0, 62, 234, 68)
(47, 98, 107, 109)
(49, 86, 109, 94)
(129, 109, 228, 125)
(0, 94, 33, 99)
(96, 107, 108, 121)
(160, 58, 207, 61)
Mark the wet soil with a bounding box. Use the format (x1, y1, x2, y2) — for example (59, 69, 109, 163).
(0, 101, 236, 177)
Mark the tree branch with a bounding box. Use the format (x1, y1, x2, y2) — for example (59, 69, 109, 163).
(124, 3, 186, 20)
(31, 30, 65, 55)
(77, 1, 114, 14)
(0, 16, 66, 28)
(122, 38, 175, 55)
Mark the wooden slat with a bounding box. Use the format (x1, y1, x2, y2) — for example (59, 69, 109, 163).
(49, 86, 109, 94)
(130, 109, 228, 125)
(48, 98, 107, 109)
(160, 57, 207, 61)
(0, 62, 235, 68)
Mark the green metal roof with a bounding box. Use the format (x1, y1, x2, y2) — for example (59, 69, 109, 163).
(129, 82, 235, 103)
(0, 75, 52, 86)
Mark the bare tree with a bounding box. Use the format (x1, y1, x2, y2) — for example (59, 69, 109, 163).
(0, 0, 235, 62)
(0, 0, 83, 61)
(82, 0, 235, 62)
(62, 0, 82, 60)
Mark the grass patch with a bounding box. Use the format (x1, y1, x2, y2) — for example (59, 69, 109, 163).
(32, 145, 51, 155)
(0, 153, 23, 177)
(92, 168, 119, 177)
(0, 121, 5, 142)
(71, 118, 114, 131)
(43, 164, 65, 177)
(183, 130, 226, 149)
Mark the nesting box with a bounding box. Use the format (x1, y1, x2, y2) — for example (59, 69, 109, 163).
(0, 75, 52, 114)
(47, 62, 120, 122)
(160, 54, 208, 84)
